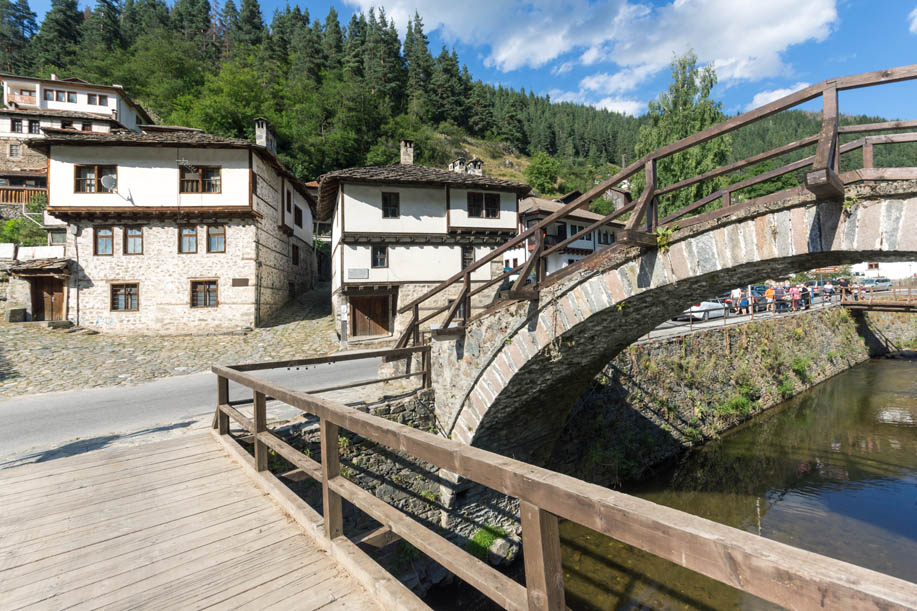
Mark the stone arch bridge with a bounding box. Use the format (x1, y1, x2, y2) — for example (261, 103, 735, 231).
(430, 181, 917, 460)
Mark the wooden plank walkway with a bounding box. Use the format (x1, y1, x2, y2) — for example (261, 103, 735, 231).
(0, 433, 381, 611)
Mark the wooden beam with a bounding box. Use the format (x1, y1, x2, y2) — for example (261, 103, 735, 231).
(615, 229, 657, 248)
(352, 525, 401, 550)
(625, 159, 656, 231)
(521, 501, 565, 611)
(542, 201, 636, 258)
(230, 345, 428, 372)
(513, 232, 542, 292)
(253, 390, 267, 472)
(303, 371, 424, 395)
(256, 430, 322, 481)
(805, 167, 846, 200)
(321, 418, 343, 540)
(216, 375, 229, 434)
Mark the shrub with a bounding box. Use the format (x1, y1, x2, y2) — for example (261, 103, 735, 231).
(716, 395, 753, 416)
(790, 356, 811, 381)
(465, 525, 506, 560)
(778, 376, 794, 397)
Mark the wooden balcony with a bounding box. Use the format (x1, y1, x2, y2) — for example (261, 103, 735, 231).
(7, 93, 38, 106)
(0, 187, 47, 205)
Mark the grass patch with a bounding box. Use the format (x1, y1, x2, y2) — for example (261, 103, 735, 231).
(465, 525, 506, 560)
(715, 395, 754, 417)
(790, 355, 811, 381)
(778, 376, 794, 397)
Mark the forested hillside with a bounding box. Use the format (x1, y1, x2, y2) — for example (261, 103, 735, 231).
(0, 0, 909, 197)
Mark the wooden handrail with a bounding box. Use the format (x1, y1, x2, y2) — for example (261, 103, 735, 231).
(212, 365, 917, 611)
(395, 64, 917, 342)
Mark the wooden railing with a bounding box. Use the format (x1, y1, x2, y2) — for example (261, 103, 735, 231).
(394, 64, 917, 346)
(840, 286, 917, 312)
(212, 350, 917, 610)
(0, 187, 46, 205)
(7, 93, 38, 106)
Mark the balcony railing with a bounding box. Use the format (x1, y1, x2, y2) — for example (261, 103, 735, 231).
(0, 187, 47, 205)
(7, 93, 38, 107)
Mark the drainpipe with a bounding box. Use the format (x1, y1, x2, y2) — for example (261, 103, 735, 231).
(71, 223, 80, 326)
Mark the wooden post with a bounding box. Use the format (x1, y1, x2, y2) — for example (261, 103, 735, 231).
(412, 304, 420, 345)
(805, 85, 844, 200)
(462, 271, 471, 322)
(536, 229, 545, 283)
(722, 190, 731, 208)
(863, 142, 874, 185)
(521, 501, 565, 611)
(422, 349, 431, 389)
(253, 390, 267, 472)
(646, 159, 657, 233)
(321, 418, 343, 539)
(216, 375, 229, 434)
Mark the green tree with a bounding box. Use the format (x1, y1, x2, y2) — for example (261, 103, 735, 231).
(234, 0, 263, 48)
(524, 151, 560, 194)
(0, 0, 37, 72)
(631, 52, 731, 217)
(28, 0, 82, 70)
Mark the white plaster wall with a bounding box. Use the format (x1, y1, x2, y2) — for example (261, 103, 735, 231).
(16, 245, 65, 260)
(0, 117, 109, 137)
(49, 146, 250, 208)
(448, 189, 517, 230)
(850, 261, 917, 279)
(343, 184, 446, 233)
(1, 78, 134, 124)
(283, 185, 313, 245)
(343, 244, 493, 283)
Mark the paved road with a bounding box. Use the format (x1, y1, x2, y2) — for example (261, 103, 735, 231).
(0, 357, 381, 464)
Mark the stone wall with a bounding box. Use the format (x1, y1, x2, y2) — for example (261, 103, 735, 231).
(0, 136, 46, 174)
(67, 220, 259, 333)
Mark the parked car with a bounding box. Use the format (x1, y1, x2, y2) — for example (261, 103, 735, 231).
(863, 277, 893, 289)
(674, 298, 730, 321)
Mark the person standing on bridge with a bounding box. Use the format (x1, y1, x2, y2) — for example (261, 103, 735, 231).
(790, 284, 802, 312)
(765, 284, 776, 314)
(730, 287, 743, 312)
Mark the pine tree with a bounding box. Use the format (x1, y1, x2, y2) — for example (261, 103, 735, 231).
(289, 17, 323, 82)
(404, 12, 432, 121)
(80, 0, 122, 52)
(29, 0, 82, 70)
(216, 0, 238, 58)
(430, 46, 466, 126)
(234, 0, 263, 48)
(0, 0, 37, 72)
(321, 6, 342, 70)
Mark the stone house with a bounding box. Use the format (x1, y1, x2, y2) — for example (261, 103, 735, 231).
(6, 119, 316, 333)
(317, 140, 530, 344)
(503, 196, 624, 276)
(0, 73, 151, 223)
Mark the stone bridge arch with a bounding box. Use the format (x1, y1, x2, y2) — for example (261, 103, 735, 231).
(431, 182, 917, 461)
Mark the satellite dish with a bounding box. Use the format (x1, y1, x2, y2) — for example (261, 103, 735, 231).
(100, 174, 117, 191)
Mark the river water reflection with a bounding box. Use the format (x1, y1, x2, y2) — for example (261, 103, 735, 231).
(561, 358, 917, 610)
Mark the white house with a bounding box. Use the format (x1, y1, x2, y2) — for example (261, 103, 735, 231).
(0, 73, 151, 201)
(6, 119, 316, 333)
(317, 140, 530, 343)
(851, 261, 917, 280)
(503, 196, 623, 276)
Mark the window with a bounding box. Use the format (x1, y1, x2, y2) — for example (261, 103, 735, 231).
(61, 120, 72, 130)
(74, 165, 116, 193)
(207, 225, 225, 253)
(382, 192, 400, 218)
(9, 144, 19, 158)
(371, 245, 387, 268)
(867, 262, 879, 270)
(88, 94, 97, 105)
(11, 119, 22, 133)
(484, 193, 500, 218)
(286, 190, 291, 213)
(467, 192, 483, 217)
(94, 226, 113, 255)
(294, 205, 303, 228)
(56, 90, 65, 102)
(43, 89, 53, 101)
(123, 226, 143, 255)
(81, 123, 92, 132)
(292, 244, 300, 266)
(67, 91, 77, 103)
(180, 166, 221, 193)
(48, 230, 66, 245)
(111, 284, 139, 311)
(179, 225, 197, 253)
(190, 280, 218, 308)
(461, 245, 474, 269)
(28, 120, 39, 134)
(19, 89, 34, 97)
(98, 94, 108, 106)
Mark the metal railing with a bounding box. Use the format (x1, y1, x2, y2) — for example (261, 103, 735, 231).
(394, 64, 917, 346)
(211, 349, 917, 610)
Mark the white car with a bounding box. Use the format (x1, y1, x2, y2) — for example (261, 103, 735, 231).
(863, 277, 893, 289)
(675, 299, 729, 321)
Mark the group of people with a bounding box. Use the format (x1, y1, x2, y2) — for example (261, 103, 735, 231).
(726, 277, 881, 317)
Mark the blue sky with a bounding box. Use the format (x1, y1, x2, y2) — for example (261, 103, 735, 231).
(29, 0, 917, 118)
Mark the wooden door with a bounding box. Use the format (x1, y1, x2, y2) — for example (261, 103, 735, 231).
(30, 277, 64, 321)
(350, 296, 390, 337)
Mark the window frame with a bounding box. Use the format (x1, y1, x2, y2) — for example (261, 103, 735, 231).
(381, 192, 400, 218)
(371, 245, 388, 269)
(55, 90, 65, 102)
(98, 94, 108, 106)
(74, 164, 117, 193)
(294, 205, 303, 228)
(88, 94, 97, 105)
(110, 283, 140, 312)
(484, 193, 500, 219)
(66, 91, 77, 103)
(122, 226, 143, 255)
(190, 280, 219, 308)
(467, 192, 484, 218)
(178, 225, 198, 254)
(292, 243, 300, 266)
(179, 165, 222, 194)
(61, 120, 73, 130)
(43, 89, 54, 101)
(461, 245, 474, 269)
(81, 122, 92, 132)
(8, 143, 20, 158)
(206, 225, 226, 253)
(10, 119, 22, 133)
(94, 226, 114, 256)
(28, 120, 40, 134)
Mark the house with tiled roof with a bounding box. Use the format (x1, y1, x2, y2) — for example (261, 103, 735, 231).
(316, 140, 530, 343)
(0, 73, 153, 208)
(7, 119, 316, 332)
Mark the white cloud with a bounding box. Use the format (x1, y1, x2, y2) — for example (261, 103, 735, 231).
(594, 97, 645, 116)
(551, 62, 574, 75)
(580, 65, 655, 94)
(745, 82, 811, 111)
(910, 7, 917, 33)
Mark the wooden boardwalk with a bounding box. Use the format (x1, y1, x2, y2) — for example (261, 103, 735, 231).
(0, 434, 380, 611)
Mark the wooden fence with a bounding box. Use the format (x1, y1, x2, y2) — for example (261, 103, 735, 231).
(212, 348, 917, 611)
(0, 187, 46, 205)
(393, 64, 917, 346)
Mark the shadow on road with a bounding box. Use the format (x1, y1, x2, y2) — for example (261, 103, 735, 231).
(0, 420, 197, 470)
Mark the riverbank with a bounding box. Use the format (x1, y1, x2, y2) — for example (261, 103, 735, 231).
(549, 307, 917, 487)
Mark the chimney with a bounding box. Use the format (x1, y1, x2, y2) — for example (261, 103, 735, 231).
(254, 117, 277, 154)
(400, 139, 414, 165)
(467, 157, 483, 176)
(449, 157, 466, 174)
(50, 73, 57, 81)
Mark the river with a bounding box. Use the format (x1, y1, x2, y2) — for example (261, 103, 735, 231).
(561, 357, 917, 610)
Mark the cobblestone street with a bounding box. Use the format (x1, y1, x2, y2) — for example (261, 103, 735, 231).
(0, 284, 340, 398)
